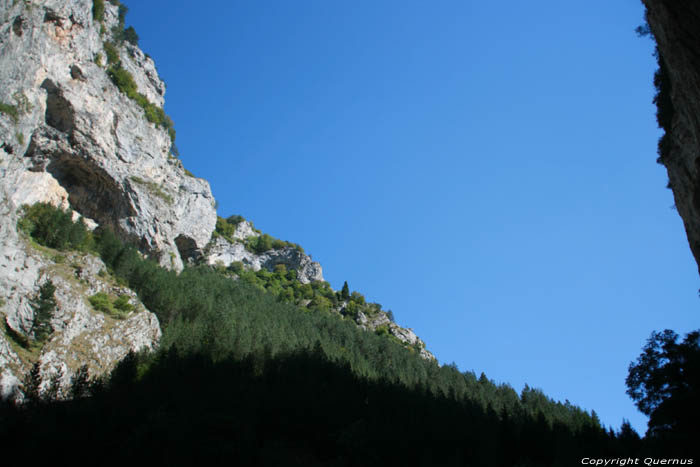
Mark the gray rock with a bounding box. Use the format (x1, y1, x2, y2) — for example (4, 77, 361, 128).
(233, 220, 259, 240)
(0, 209, 161, 399)
(0, 0, 216, 272)
(0, 0, 171, 397)
(0, 0, 438, 396)
(206, 236, 324, 284)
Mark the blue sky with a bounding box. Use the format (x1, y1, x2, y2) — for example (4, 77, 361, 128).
(126, 0, 698, 434)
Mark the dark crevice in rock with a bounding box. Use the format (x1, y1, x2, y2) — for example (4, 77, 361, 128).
(0, 141, 14, 155)
(175, 234, 202, 263)
(46, 155, 136, 230)
(70, 65, 86, 81)
(43, 9, 62, 26)
(68, 14, 82, 27)
(41, 79, 75, 133)
(12, 16, 24, 37)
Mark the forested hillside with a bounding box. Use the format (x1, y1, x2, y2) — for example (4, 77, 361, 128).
(0, 203, 632, 465)
(1, 0, 698, 463)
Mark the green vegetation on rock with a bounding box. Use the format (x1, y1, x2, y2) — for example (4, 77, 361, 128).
(105, 59, 176, 142)
(17, 203, 92, 251)
(103, 41, 119, 65)
(213, 215, 247, 243)
(89, 292, 133, 319)
(92, 0, 104, 22)
(0, 102, 19, 123)
(213, 215, 303, 253)
(9, 201, 618, 463)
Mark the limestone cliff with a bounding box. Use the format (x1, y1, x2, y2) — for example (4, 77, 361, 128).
(206, 220, 324, 285)
(0, 0, 217, 271)
(203, 219, 434, 358)
(0, 0, 209, 397)
(0, 0, 435, 397)
(642, 0, 700, 275)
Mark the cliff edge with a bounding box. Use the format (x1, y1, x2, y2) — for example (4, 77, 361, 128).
(642, 0, 700, 275)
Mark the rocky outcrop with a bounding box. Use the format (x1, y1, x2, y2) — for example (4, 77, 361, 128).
(206, 233, 324, 284)
(0, 0, 217, 271)
(0, 198, 160, 400)
(0, 0, 437, 396)
(204, 220, 324, 283)
(0, 0, 198, 398)
(354, 308, 435, 360)
(642, 0, 700, 274)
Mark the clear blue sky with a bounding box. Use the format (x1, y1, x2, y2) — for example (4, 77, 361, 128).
(126, 0, 697, 434)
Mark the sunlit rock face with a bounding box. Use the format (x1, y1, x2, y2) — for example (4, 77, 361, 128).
(0, 0, 217, 272)
(0, 0, 438, 397)
(206, 233, 325, 285)
(0, 0, 219, 398)
(643, 0, 700, 274)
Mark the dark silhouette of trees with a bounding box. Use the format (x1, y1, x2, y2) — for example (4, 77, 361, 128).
(626, 329, 700, 454)
(5, 203, 629, 464)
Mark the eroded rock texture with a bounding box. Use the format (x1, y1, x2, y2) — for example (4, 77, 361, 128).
(0, 0, 214, 397)
(0, 0, 435, 396)
(0, 0, 217, 271)
(643, 0, 700, 274)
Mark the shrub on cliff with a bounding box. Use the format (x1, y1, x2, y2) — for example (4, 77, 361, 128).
(92, 0, 105, 22)
(18, 203, 90, 251)
(106, 61, 176, 142)
(122, 26, 139, 46)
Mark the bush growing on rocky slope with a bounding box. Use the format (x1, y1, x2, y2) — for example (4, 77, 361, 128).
(0, 101, 19, 123)
(214, 215, 302, 253)
(108, 64, 175, 142)
(89, 292, 132, 319)
(103, 41, 120, 65)
(121, 26, 138, 46)
(213, 215, 248, 243)
(92, 0, 105, 22)
(18, 203, 91, 251)
(246, 233, 304, 254)
(653, 58, 674, 166)
(102, 42, 176, 143)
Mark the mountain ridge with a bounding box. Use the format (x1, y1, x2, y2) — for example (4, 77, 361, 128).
(0, 0, 433, 396)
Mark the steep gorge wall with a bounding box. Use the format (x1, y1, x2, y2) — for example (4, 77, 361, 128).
(0, 0, 217, 270)
(0, 0, 436, 396)
(0, 0, 216, 397)
(642, 0, 700, 275)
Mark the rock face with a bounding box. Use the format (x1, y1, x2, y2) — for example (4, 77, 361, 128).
(0, 0, 207, 397)
(642, 0, 700, 274)
(0, 197, 161, 399)
(0, 0, 436, 397)
(0, 0, 217, 271)
(355, 309, 435, 360)
(206, 222, 324, 284)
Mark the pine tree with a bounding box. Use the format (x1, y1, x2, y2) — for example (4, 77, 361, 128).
(69, 365, 91, 399)
(23, 361, 42, 404)
(341, 281, 350, 300)
(30, 280, 56, 342)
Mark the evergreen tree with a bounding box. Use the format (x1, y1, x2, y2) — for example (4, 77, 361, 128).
(30, 280, 56, 342)
(341, 281, 350, 300)
(22, 361, 42, 405)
